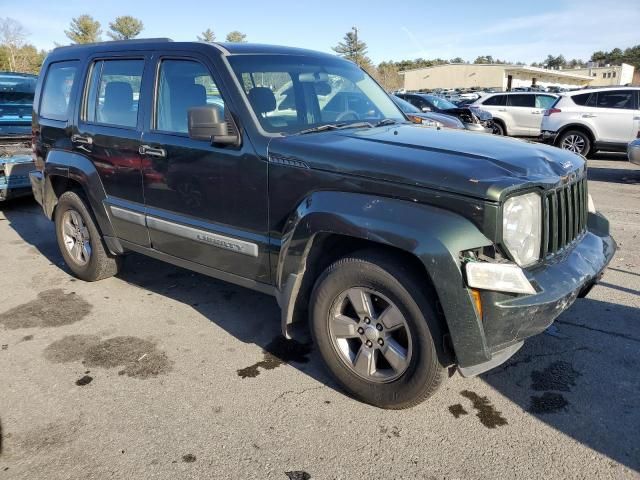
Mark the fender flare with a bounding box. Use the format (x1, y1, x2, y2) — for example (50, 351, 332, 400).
(43, 149, 122, 254)
(276, 191, 494, 368)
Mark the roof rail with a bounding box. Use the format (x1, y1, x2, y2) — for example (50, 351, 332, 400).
(53, 38, 173, 50)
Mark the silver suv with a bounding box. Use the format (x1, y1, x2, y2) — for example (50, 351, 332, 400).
(541, 87, 640, 157)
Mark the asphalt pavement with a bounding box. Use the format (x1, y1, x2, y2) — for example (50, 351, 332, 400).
(0, 153, 638, 479)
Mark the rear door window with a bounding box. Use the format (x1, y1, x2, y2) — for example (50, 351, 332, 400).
(572, 92, 592, 106)
(595, 90, 636, 110)
(40, 61, 79, 121)
(507, 94, 535, 108)
(84, 59, 144, 128)
(535, 95, 556, 109)
(482, 95, 506, 106)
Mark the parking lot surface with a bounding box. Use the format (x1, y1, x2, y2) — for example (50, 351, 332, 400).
(0, 154, 638, 480)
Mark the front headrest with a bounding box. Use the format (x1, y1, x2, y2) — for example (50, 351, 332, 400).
(104, 81, 133, 109)
(248, 87, 276, 114)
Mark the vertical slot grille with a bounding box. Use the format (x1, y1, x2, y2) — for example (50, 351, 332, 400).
(544, 177, 587, 257)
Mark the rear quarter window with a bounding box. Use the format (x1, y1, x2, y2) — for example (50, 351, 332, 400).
(571, 92, 594, 107)
(39, 61, 79, 121)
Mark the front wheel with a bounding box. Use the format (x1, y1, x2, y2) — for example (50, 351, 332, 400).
(492, 121, 505, 136)
(310, 252, 446, 409)
(55, 190, 121, 281)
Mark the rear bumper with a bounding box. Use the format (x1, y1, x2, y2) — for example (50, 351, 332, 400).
(628, 142, 640, 166)
(29, 170, 44, 207)
(459, 211, 616, 376)
(540, 130, 558, 144)
(0, 157, 35, 201)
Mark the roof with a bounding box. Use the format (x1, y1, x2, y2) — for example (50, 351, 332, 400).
(50, 38, 336, 59)
(562, 86, 640, 95)
(399, 62, 593, 81)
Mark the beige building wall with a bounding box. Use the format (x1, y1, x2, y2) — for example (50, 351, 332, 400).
(401, 64, 592, 91)
(401, 64, 505, 91)
(566, 63, 635, 86)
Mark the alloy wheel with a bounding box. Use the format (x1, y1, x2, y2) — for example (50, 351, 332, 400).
(328, 287, 412, 383)
(62, 209, 92, 266)
(561, 134, 586, 154)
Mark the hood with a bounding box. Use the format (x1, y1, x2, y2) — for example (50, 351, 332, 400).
(269, 124, 585, 202)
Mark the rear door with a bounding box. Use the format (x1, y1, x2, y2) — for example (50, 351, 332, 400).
(591, 89, 637, 143)
(74, 55, 150, 246)
(506, 94, 538, 135)
(533, 94, 557, 135)
(139, 53, 270, 283)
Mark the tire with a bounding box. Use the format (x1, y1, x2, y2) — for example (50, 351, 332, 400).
(310, 252, 446, 409)
(492, 120, 505, 136)
(54, 190, 121, 281)
(557, 129, 592, 157)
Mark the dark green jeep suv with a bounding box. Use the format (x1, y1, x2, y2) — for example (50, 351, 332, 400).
(29, 39, 615, 408)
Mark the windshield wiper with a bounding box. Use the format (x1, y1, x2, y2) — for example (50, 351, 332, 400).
(374, 118, 399, 127)
(298, 121, 373, 135)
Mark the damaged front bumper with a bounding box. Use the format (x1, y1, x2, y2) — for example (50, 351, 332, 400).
(459, 211, 616, 377)
(0, 154, 35, 201)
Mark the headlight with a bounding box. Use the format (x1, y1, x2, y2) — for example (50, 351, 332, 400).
(502, 192, 541, 267)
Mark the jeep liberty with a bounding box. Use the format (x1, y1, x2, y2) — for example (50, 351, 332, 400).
(29, 39, 616, 408)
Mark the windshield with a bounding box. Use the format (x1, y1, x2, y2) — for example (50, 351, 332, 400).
(424, 95, 457, 110)
(228, 54, 404, 134)
(392, 95, 421, 114)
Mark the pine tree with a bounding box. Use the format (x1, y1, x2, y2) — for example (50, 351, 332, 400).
(332, 29, 372, 70)
(198, 28, 216, 42)
(65, 15, 102, 44)
(107, 16, 144, 41)
(225, 31, 247, 43)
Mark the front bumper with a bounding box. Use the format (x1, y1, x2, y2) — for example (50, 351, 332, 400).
(540, 130, 558, 144)
(0, 156, 35, 201)
(29, 170, 44, 208)
(459, 211, 616, 376)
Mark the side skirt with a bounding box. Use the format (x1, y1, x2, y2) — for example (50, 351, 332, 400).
(119, 239, 277, 297)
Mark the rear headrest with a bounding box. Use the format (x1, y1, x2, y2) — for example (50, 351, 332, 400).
(104, 81, 133, 110)
(248, 87, 276, 114)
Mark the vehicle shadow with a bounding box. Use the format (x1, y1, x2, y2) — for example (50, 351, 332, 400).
(2, 197, 639, 471)
(587, 152, 640, 184)
(0, 196, 342, 392)
(480, 295, 640, 471)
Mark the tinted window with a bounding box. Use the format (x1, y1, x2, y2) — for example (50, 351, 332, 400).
(155, 59, 222, 133)
(507, 94, 535, 108)
(535, 95, 556, 109)
(572, 93, 592, 106)
(85, 59, 144, 128)
(40, 61, 78, 121)
(595, 90, 635, 110)
(482, 95, 506, 106)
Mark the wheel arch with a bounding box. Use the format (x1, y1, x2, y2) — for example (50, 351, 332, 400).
(275, 190, 494, 368)
(43, 149, 122, 254)
(555, 123, 596, 146)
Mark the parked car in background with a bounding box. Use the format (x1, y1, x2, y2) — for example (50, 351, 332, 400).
(395, 93, 494, 133)
(541, 87, 640, 157)
(0, 72, 37, 201)
(628, 137, 640, 166)
(391, 95, 465, 129)
(472, 92, 558, 136)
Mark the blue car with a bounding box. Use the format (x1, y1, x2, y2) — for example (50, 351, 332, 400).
(0, 72, 37, 201)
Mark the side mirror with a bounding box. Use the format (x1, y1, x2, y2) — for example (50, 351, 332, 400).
(421, 106, 432, 112)
(188, 105, 239, 146)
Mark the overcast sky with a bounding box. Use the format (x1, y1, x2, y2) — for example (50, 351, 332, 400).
(2, 0, 639, 64)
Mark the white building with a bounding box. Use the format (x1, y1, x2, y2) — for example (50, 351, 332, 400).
(400, 62, 634, 91)
(563, 63, 635, 86)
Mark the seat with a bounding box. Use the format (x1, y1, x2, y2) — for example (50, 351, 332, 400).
(248, 87, 276, 115)
(168, 81, 207, 132)
(100, 81, 136, 127)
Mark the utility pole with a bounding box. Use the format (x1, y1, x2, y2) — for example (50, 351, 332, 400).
(352, 26, 358, 67)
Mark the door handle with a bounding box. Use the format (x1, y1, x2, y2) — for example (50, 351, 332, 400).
(71, 134, 93, 146)
(497, 108, 507, 112)
(139, 145, 166, 158)
(582, 114, 597, 118)
(531, 110, 542, 114)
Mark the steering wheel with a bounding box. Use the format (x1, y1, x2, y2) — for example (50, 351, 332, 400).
(335, 110, 360, 122)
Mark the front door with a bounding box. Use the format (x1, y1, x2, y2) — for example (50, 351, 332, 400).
(140, 54, 270, 283)
(74, 56, 150, 246)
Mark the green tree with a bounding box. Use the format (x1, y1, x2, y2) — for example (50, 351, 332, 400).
(225, 31, 247, 43)
(198, 28, 216, 42)
(107, 15, 143, 40)
(332, 29, 373, 70)
(65, 15, 102, 44)
(376, 61, 402, 91)
(450, 57, 465, 64)
(544, 54, 566, 69)
(0, 17, 28, 71)
(473, 55, 494, 64)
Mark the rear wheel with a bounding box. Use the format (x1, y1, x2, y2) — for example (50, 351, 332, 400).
(310, 252, 446, 409)
(55, 190, 121, 281)
(558, 129, 592, 157)
(492, 121, 505, 136)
